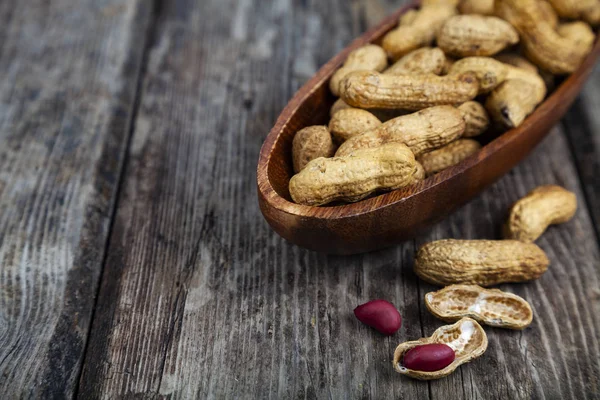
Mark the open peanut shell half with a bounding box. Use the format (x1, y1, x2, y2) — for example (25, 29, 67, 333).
(393, 317, 488, 380)
(425, 284, 533, 330)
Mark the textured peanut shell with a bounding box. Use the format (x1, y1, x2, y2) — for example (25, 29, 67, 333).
(437, 15, 519, 57)
(557, 21, 596, 53)
(289, 143, 417, 206)
(546, 0, 600, 25)
(458, 0, 495, 15)
(414, 239, 550, 286)
(495, 0, 594, 74)
(504, 185, 577, 242)
(385, 47, 446, 76)
(485, 79, 541, 128)
(417, 139, 481, 176)
(412, 161, 426, 183)
(382, 4, 457, 60)
(328, 109, 382, 143)
(336, 106, 465, 157)
(292, 126, 336, 173)
(449, 57, 509, 93)
(393, 318, 488, 380)
(330, 98, 353, 117)
(458, 101, 489, 137)
(425, 285, 533, 329)
(494, 53, 539, 74)
(441, 57, 456, 75)
(340, 70, 479, 111)
(329, 45, 388, 96)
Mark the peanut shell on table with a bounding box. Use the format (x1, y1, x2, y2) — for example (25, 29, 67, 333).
(425, 285, 533, 329)
(414, 239, 550, 286)
(393, 317, 488, 380)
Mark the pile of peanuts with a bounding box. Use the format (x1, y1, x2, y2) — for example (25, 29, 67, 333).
(288, 0, 596, 207)
(354, 184, 578, 379)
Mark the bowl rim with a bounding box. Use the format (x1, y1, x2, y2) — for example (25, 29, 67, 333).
(257, 2, 600, 220)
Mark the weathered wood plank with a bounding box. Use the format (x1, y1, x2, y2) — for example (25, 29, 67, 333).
(561, 64, 600, 242)
(79, 0, 600, 398)
(0, 0, 152, 397)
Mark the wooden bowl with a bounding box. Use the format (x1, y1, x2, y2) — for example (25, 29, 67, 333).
(257, 2, 600, 255)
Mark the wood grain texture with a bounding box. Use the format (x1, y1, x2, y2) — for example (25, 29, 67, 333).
(78, 0, 600, 399)
(562, 64, 600, 242)
(0, 0, 152, 397)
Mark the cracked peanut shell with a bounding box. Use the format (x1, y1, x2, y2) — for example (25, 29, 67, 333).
(414, 239, 550, 286)
(425, 284, 533, 329)
(393, 317, 488, 380)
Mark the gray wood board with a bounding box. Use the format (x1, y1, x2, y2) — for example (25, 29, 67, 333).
(0, 0, 152, 397)
(77, 0, 600, 398)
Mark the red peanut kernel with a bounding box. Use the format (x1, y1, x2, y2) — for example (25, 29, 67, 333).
(402, 344, 455, 372)
(353, 299, 402, 335)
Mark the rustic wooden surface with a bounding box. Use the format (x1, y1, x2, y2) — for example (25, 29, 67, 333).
(1, 0, 599, 398)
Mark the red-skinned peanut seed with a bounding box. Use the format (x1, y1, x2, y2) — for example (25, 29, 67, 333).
(402, 344, 455, 372)
(353, 299, 402, 335)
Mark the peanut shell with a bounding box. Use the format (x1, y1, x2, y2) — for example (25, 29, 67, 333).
(393, 318, 488, 380)
(330, 45, 388, 96)
(449, 57, 509, 93)
(458, 101, 489, 137)
(336, 106, 465, 157)
(496, 0, 594, 74)
(383, 4, 457, 60)
(504, 185, 577, 242)
(292, 126, 336, 173)
(417, 139, 481, 176)
(340, 70, 479, 111)
(384, 47, 446, 76)
(458, 0, 495, 15)
(289, 143, 417, 206)
(425, 285, 533, 329)
(328, 109, 382, 143)
(414, 239, 550, 286)
(437, 15, 519, 57)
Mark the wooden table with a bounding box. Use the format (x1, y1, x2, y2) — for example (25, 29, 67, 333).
(1, 0, 599, 398)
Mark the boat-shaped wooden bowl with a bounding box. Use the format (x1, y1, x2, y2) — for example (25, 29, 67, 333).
(257, 2, 600, 255)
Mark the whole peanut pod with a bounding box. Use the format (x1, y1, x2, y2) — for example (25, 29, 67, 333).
(496, 0, 594, 74)
(504, 185, 577, 242)
(289, 143, 418, 206)
(329, 45, 388, 96)
(485, 79, 542, 128)
(339, 70, 479, 110)
(354, 299, 402, 335)
(458, 0, 495, 15)
(458, 101, 489, 137)
(545, 0, 600, 26)
(328, 108, 382, 143)
(417, 139, 481, 176)
(437, 15, 519, 57)
(384, 47, 446, 76)
(449, 57, 509, 93)
(557, 21, 596, 53)
(292, 126, 337, 173)
(382, 4, 457, 60)
(414, 239, 550, 286)
(336, 106, 465, 157)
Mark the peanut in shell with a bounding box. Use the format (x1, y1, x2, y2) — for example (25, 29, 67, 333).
(292, 126, 336, 173)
